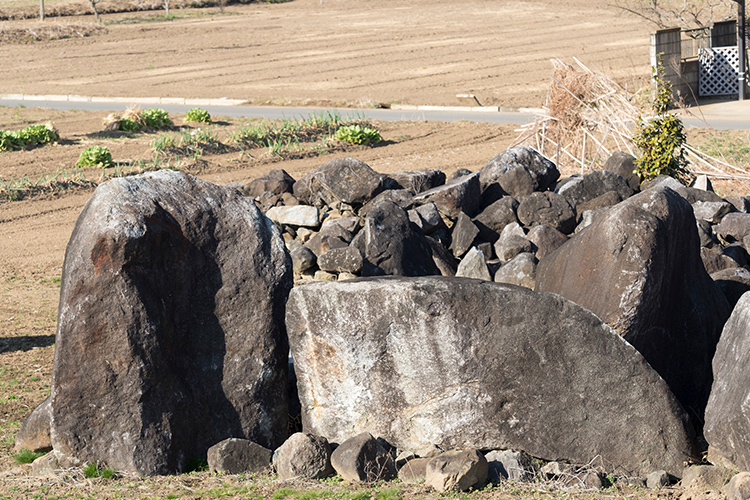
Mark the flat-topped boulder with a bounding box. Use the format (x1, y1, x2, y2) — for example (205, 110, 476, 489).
(286, 276, 696, 477)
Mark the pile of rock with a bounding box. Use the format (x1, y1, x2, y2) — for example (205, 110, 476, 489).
(15, 148, 750, 496)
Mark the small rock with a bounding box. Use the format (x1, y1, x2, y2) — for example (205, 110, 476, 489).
(517, 192, 576, 234)
(31, 452, 58, 477)
(680, 464, 732, 491)
(317, 247, 363, 274)
(450, 212, 480, 258)
(414, 173, 481, 219)
(425, 449, 488, 492)
(266, 206, 321, 228)
(647, 470, 670, 489)
(273, 433, 334, 480)
(693, 201, 732, 224)
(541, 461, 574, 478)
(330, 432, 395, 482)
(456, 247, 492, 281)
(473, 197, 520, 243)
(243, 169, 296, 198)
(641, 175, 684, 191)
(526, 224, 567, 260)
(207, 438, 272, 475)
(313, 270, 337, 281)
(494, 252, 537, 289)
(14, 397, 52, 453)
(485, 449, 535, 482)
(291, 246, 317, 273)
(691, 174, 714, 192)
(398, 457, 431, 483)
(603, 151, 640, 192)
(494, 234, 532, 264)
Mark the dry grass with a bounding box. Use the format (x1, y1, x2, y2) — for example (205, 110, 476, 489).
(514, 58, 640, 177)
(0, 21, 106, 43)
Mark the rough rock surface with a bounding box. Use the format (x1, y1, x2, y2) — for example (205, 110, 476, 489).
(456, 247, 492, 281)
(50, 171, 292, 475)
(485, 450, 534, 482)
(413, 173, 481, 218)
(536, 187, 732, 422)
(516, 192, 576, 234)
(273, 433, 334, 480)
(266, 206, 320, 227)
(360, 200, 440, 276)
(293, 157, 384, 207)
(207, 438, 272, 475)
(603, 152, 640, 192)
(425, 449, 488, 492)
(14, 397, 52, 453)
(480, 146, 560, 193)
(473, 197, 519, 243)
(724, 472, 750, 500)
(494, 252, 537, 289)
(329, 432, 395, 482)
(398, 457, 431, 483)
(243, 169, 295, 198)
(286, 277, 696, 477)
(705, 292, 750, 472)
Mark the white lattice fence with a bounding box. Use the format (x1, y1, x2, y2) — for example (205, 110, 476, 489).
(699, 47, 740, 96)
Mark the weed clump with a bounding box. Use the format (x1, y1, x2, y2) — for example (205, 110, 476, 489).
(334, 124, 382, 145)
(102, 106, 173, 132)
(184, 108, 212, 124)
(82, 462, 117, 479)
(13, 448, 47, 464)
(0, 123, 59, 151)
(76, 145, 114, 169)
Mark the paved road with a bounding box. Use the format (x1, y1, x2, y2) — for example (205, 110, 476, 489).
(0, 99, 536, 125)
(2, 98, 748, 129)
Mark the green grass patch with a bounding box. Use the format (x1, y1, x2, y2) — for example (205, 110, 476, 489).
(696, 132, 750, 166)
(14, 448, 47, 464)
(82, 462, 117, 479)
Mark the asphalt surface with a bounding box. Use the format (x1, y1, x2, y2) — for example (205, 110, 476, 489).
(1, 97, 748, 129)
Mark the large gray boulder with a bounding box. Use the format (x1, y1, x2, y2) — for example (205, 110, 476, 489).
(50, 171, 292, 475)
(536, 187, 732, 424)
(273, 432, 334, 480)
(286, 277, 696, 477)
(705, 293, 750, 472)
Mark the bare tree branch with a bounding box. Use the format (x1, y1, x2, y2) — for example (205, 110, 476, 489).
(609, 0, 735, 30)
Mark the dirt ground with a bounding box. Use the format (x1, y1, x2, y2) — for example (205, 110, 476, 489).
(0, 1, 748, 499)
(0, 0, 655, 108)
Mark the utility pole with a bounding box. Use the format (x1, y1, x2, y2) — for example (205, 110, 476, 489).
(739, 0, 746, 100)
(40, 0, 44, 21)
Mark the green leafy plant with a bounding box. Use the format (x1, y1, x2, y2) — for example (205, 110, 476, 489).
(82, 462, 116, 479)
(632, 56, 690, 184)
(334, 124, 382, 145)
(184, 108, 212, 124)
(76, 146, 114, 169)
(0, 123, 59, 151)
(141, 108, 174, 129)
(13, 448, 47, 464)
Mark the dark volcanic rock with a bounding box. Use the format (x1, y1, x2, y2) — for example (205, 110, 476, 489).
(292, 157, 384, 207)
(526, 225, 567, 260)
(50, 171, 292, 475)
(388, 170, 446, 194)
(480, 146, 560, 193)
(207, 438, 272, 475)
(705, 293, 750, 472)
(603, 152, 641, 192)
(361, 200, 440, 276)
(719, 213, 750, 243)
(243, 169, 295, 198)
(413, 173, 481, 219)
(536, 187, 732, 423)
(555, 170, 635, 209)
(317, 247, 364, 274)
(286, 277, 696, 477)
(473, 197, 519, 243)
(517, 192, 576, 234)
(712, 268, 750, 309)
(450, 212, 480, 258)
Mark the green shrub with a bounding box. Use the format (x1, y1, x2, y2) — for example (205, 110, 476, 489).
(0, 123, 59, 151)
(334, 124, 382, 145)
(184, 108, 211, 124)
(13, 448, 46, 464)
(632, 57, 690, 184)
(76, 146, 114, 168)
(118, 117, 142, 132)
(141, 108, 174, 129)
